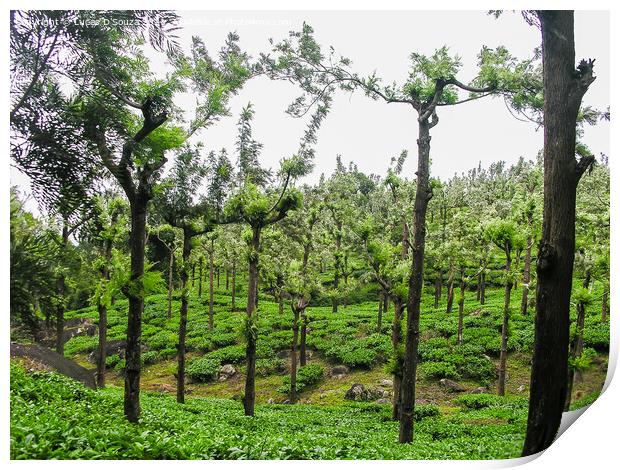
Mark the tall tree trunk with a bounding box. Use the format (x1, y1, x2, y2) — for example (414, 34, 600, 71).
(564, 272, 591, 411)
(523, 10, 595, 456)
(124, 200, 147, 423)
(231, 260, 236, 312)
(446, 264, 454, 313)
(217, 267, 220, 288)
(400, 117, 432, 443)
(300, 313, 307, 367)
(476, 264, 482, 302)
(278, 289, 284, 316)
(55, 222, 69, 355)
(96, 301, 107, 387)
(498, 247, 513, 396)
(434, 270, 443, 309)
(290, 306, 300, 404)
(332, 232, 342, 313)
(377, 294, 384, 333)
(244, 226, 260, 416)
(520, 235, 533, 315)
(391, 301, 404, 421)
(198, 257, 203, 298)
(601, 282, 608, 322)
(401, 220, 409, 259)
(457, 267, 466, 345)
(96, 226, 114, 389)
(191, 263, 195, 288)
(209, 242, 214, 330)
(226, 268, 229, 291)
(480, 259, 487, 305)
(167, 249, 174, 319)
(177, 230, 192, 404)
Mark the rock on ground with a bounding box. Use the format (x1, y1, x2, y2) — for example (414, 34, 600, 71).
(330, 365, 350, 378)
(218, 364, 237, 381)
(439, 378, 467, 393)
(344, 383, 384, 401)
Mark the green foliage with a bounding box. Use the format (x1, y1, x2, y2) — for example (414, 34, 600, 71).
(454, 394, 503, 410)
(141, 351, 159, 366)
(207, 345, 246, 364)
(278, 364, 325, 393)
(10, 364, 530, 459)
(63, 336, 98, 357)
(420, 361, 460, 380)
(186, 357, 221, 383)
(569, 347, 598, 372)
(256, 358, 285, 377)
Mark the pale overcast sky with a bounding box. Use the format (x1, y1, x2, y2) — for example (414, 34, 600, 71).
(11, 10, 610, 209)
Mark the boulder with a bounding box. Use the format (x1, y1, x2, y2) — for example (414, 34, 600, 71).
(439, 378, 467, 393)
(470, 386, 488, 394)
(218, 364, 237, 381)
(517, 385, 526, 393)
(380, 379, 394, 387)
(267, 398, 275, 404)
(330, 365, 350, 378)
(344, 383, 383, 402)
(376, 398, 390, 404)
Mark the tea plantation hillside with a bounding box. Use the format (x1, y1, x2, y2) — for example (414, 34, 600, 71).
(11, 282, 607, 459)
(9, 362, 530, 459)
(55, 279, 608, 404)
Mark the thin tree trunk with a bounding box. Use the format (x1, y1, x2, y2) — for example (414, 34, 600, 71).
(523, 10, 595, 456)
(198, 257, 203, 298)
(167, 249, 174, 319)
(191, 263, 195, 288)
(377, 294, 384, 333)
(96, 226, 114, 389)
(565, 273, 591, 411)
(332, 231, 342, 313)
(476, 264, 482, 302)
(226, 268, 229, 291)
(244, 226, 260, 417)
(96, 301, 107, 387)
(480, 269, 486, 305)
(300, 313, 307, 367)
(231, 261, 237, 312)
(498, 247, 513, 396)
(124, 201, 147, 423)
(392, 301, 403, 421)
(401, 220, 409, 259)
(217, 267, 220, 288)
(446, 264, 454, 313)
(177, 230, 192, 404)
(55, 222, 69, 355)
(520, 236, 533, 315)
(209, 242, 214, 330)
(434, 270, 443, 309)
(290, 307, 299, 404)
(457, 267, 466, 345)
(279, 289, 284, 316)
(400, 117, 432, 443)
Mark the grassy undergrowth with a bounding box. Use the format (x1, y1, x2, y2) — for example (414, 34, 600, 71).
(10, 363, 529, 460)
(11, 281, 609, 460)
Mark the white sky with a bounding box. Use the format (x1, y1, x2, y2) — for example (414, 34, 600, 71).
(10, 10, 610, 209)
